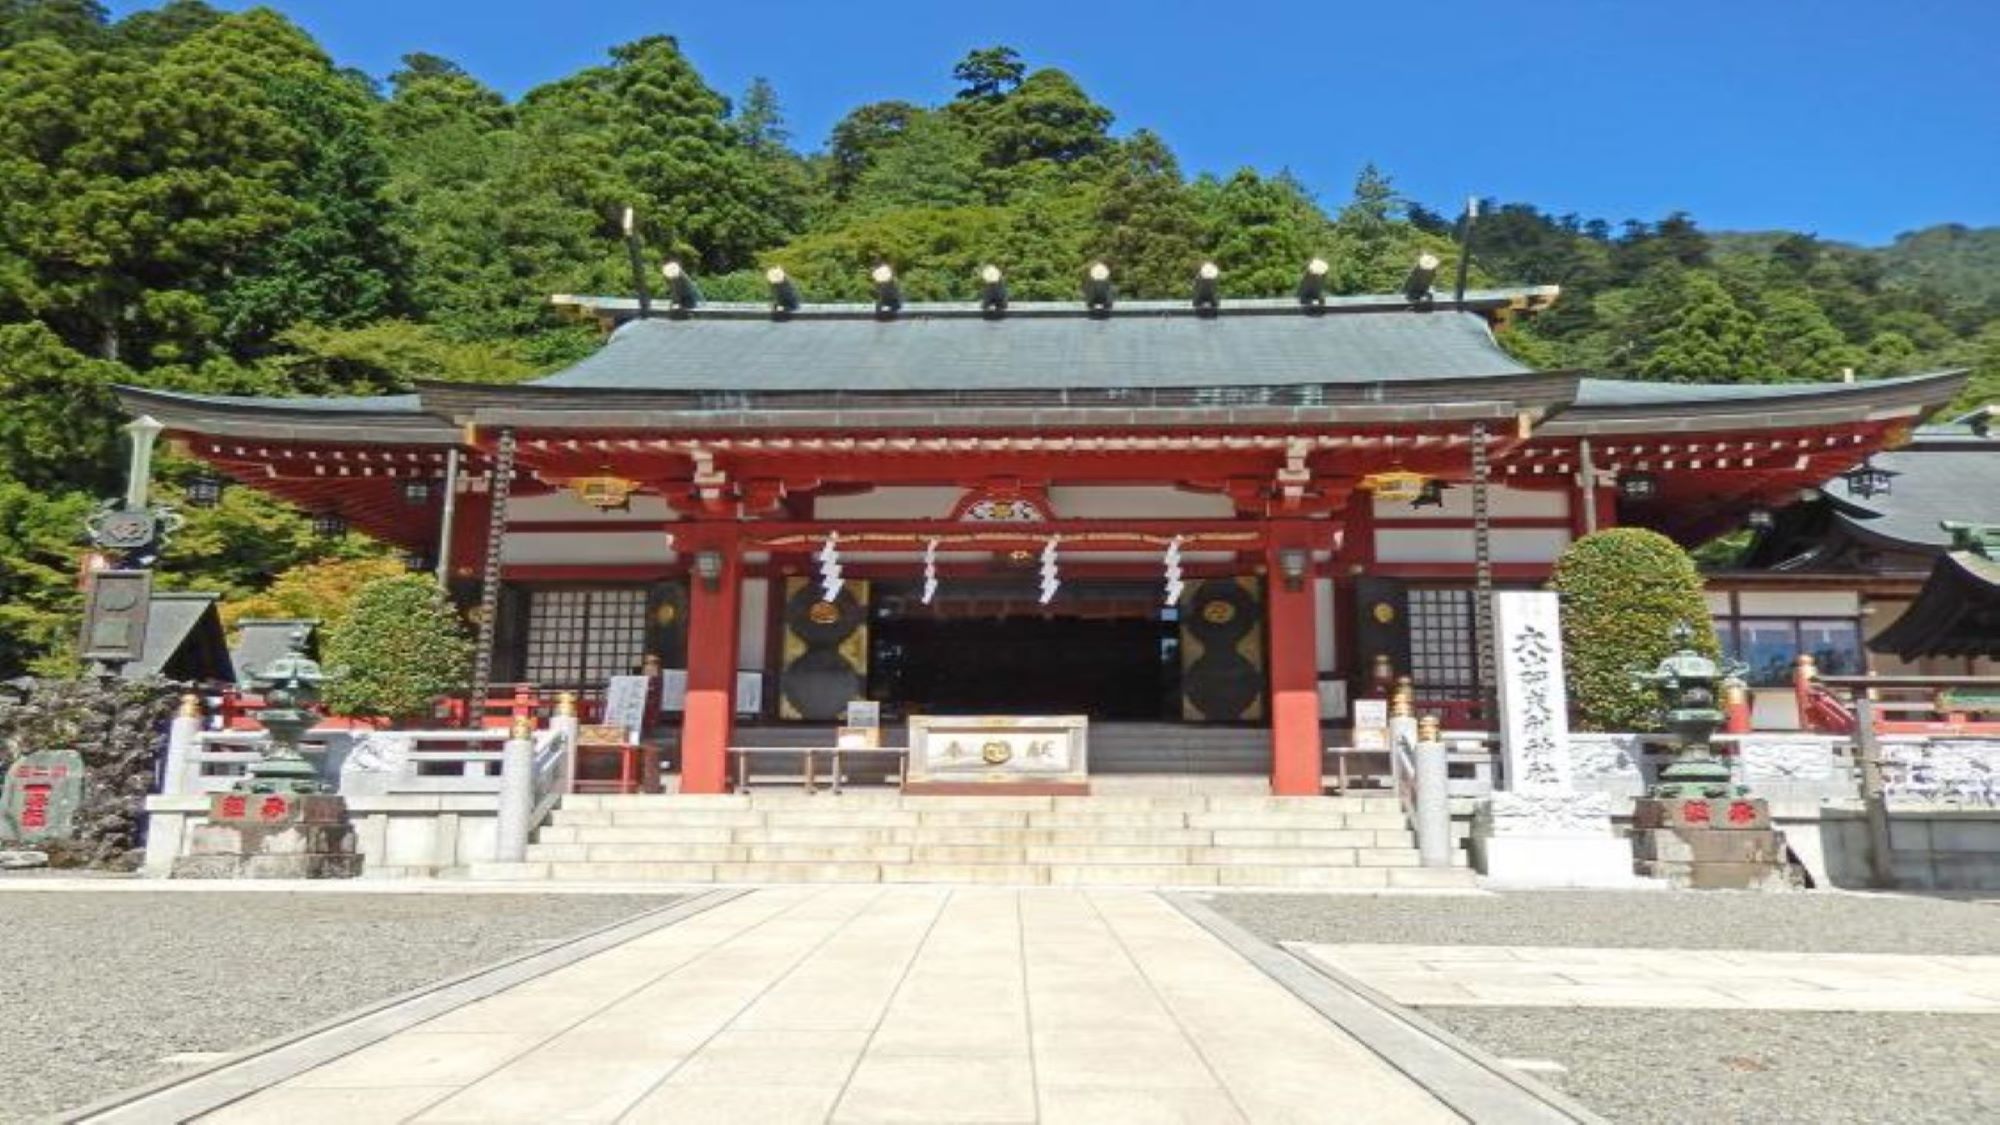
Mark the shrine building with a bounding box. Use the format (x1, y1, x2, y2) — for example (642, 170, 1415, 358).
(116, 267, 1968, 795)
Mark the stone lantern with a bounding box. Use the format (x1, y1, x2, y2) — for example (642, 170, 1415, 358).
(1628, 622, 1794, 890)
(237, 630, 335, 795)
(1632, 622, 1746, 799)
(173, 630, 360, 879)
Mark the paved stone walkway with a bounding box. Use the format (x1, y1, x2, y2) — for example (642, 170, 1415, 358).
(1301, 943, 2000, 1011)
(189, 889, 1466, 1124)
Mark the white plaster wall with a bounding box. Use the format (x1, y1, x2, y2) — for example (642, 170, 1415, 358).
(815, 487, 962, 520)
(508, 491, 676, 521)
(1047, 487, 1236, 520)
(1374, 527, 1571, 565)
(501, 531, 675, 566)
(1372, 485, 1568, 522)
(739, 577, 769, 671)
(1737, 590, 1860, 617)
(1704, 591, 1733, 615)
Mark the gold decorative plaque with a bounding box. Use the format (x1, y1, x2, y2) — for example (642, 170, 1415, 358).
(566, 475, 639, 510)
(1358, 470, 1428, 502)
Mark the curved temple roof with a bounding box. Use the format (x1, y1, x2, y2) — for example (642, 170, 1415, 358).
(112, 287, 1968, 440)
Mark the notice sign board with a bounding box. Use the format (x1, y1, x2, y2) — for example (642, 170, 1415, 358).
(2, 750, 85, 842)
(602, 675, 650, 741)
(1351, 698, 1390, 752)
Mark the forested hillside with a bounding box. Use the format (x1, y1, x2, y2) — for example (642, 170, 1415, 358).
(0, 1, 1995, 675)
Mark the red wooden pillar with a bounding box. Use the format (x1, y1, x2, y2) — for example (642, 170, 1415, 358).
(1266, 536, 1323, 796)
(679, 526, 741, 794)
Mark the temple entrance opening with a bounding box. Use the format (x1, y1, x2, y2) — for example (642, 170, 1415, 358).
(868, 580, 1179, 721)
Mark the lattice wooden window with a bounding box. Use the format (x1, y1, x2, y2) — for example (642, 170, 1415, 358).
(1408, 587, 1479, 699)
(522, 587, 649, 687)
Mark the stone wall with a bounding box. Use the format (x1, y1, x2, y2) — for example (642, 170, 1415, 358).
(0, 676, 182, 867)
(142, 793, 502, 878)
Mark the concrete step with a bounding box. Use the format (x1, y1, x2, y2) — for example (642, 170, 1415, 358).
(468, 859, 1477, 888)
(554, 794, 1406, 815)
(523, 841, 1422, 867)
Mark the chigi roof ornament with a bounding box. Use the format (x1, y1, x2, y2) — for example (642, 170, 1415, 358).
(1082, 262, 1114, 316)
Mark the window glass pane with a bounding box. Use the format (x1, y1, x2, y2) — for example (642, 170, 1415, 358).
(1712, 618, 1738, 662)
(1799, 619, 1863, 677)
(1738, 619, 1798, 687)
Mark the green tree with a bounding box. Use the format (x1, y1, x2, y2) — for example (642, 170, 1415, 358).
(0, 322, 122, 492)
(0, 0, 104, 48)
(519, 34, 801, 273)
(211, 63, 409, 350)
(0, 482, 92, 677)
(844, 112, 983, 215)
(321, 574, 472, 724)
(1334, 162, 1402, 243)
(1761, 290, 1865, 380)
(951, 45, 1024, 102)
(967, 68, 1113, 171)
(824, 100, 922, 200)
(1638, 273, 1779, 382)
(1085, 132, 1202, 296)
(1196, 169, 1335, 297)
(222, 555, 403, 632)
(1551, 528, 1721, 732)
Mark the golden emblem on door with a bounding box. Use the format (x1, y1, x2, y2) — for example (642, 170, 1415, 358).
(981, 740, 1013, 765)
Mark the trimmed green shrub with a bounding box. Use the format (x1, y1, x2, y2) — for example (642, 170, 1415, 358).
(1550, 528, 1720, 731)
(321, 575, 472, 724)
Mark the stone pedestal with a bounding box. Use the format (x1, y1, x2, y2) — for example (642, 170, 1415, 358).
(1630, 797, 1796, 890)
(171, 792, 362, 879)
(1470, 791, 1649, 888)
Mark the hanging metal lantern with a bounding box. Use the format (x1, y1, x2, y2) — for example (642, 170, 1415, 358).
(1841, 458, 1895, 500)
(185, 471, 224, 508)
(311, 511, 347, 539)
(401, 478, 434, 506)
(1617, 471, 1660, 501)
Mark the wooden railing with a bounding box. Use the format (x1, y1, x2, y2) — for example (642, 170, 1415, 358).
(1799, 660, 2000, 737)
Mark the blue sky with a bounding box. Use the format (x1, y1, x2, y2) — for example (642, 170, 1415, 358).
(110, 0, 1999, 245)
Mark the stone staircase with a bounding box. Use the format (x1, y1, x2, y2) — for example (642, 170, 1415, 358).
(467, 792, 1474, 888)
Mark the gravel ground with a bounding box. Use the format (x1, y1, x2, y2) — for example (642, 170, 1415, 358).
(1424, 1008, 2000, 1125)
(1210, 889, 2000, 954)
(0, 890, 678, 1123)
(1213, 890, 2000, 1124)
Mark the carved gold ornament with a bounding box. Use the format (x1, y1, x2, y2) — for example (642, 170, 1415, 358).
(566, 475, 639, 510)
(981, 740, 1013, 765)
(963, 497, 1046, 522)
(1202, 600, 1237, 625)
(1372, 602, 1396, 624)
(807, 600, 840, 625)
